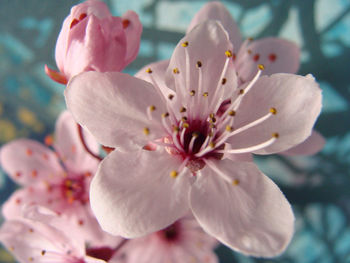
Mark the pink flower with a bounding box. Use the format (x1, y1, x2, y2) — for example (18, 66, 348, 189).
(0, 205, 112, 263)
(0, 111, 103, 243)
(45, 0, 142, 84)
(118, 216, 218, 263)
(65, 21, 322, 257)
(187, 1, 325, 156)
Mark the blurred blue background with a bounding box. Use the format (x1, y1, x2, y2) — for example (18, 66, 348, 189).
(0, 0, 350, 262)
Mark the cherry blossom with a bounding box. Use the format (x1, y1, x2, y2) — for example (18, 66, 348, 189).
(65, 20, 322, 257)
(187, 1, 325, 156)
(118, 216, 218, 263)
(45, 0, 142, 84)
(0, 111, 103, 243)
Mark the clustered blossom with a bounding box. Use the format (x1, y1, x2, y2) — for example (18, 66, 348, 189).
(0, 0, 324, 262)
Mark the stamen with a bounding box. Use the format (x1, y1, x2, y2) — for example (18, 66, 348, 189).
(195, 140, 216, 158)
(173, 68, 180, 74)
(168, 94, 174, 100)
(188, 132, 199, 153)
(217, 134, 278, 154)
(171, 126, 183, 151)
(170, 170, 178, 178)
(143, 127, 150, 136)
(196, 61, 202, 68)
(205, 159, 233, 184)
(146, 68, 152, 74)
(180, 106, 187, 113)
(147, 105, 156, 120)
(190, 90, 195, 96)
(181, 41, 189, 47)
(225, 50, 233, 57)
(203, 92, 208, 97)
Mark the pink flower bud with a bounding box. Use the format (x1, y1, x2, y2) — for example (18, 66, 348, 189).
(46, 0, 142, 84)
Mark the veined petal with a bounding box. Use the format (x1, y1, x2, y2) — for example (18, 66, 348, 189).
(90, 149, 192, 238)
(227, 73, 322, 154)
(166, 20, 237, 113)
(54, 111, 99, 173)
(281, 130, 325, 156)
(122, 10, 143, 66)
(190, 160, 294, 257)
(65, 71, 166, 149)
(187, 1, 242, 50)
(236, 37, 300, 83)
(0, 139, 63, 185)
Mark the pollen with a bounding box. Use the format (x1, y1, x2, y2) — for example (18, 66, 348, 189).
(162, 112, 169, 118)
(232, 179, 240, 186)
(190, 90, 195, 96)
(226, 125, 233, 132)
(41, 250, 46, 256)
(203, 92, 209, 97)
(183, 122, 189, 129)
(196, 61, 202, 68)
(180, 107, 187, 113)
(272, 132, 279, 138)
(192, 132, 199, 138)
(173, 126, 180, 132)
(225, 50, 233, 57)
(149, 105, 156, 112)
(170, 170, 178, 178)
(31, 170, 38, 178)
(258, 64, 265, 70)
(168, 94, 174, 100)
(26, 148, 33, 156)
(181, 116, 188, 122)
(247, 37, 254, 41)
(181, 41, 189, 47)
(146, 68, 152, 74)
(239, 89, 245, 95)
(222, 78, 227, 85)
(173, 68, 180, 74)
(269, 107, 277, 115)
(228, 110, 236, 116)
(44, 135, 54, 146)
(247, 49, 252, 54)
(143, 127, 150, 135)
(209, 142, 216, 148)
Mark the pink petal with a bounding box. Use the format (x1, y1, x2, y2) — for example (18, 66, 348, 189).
(190, 160, 294, 257)
(90, 149, 192, 238)
(166, 20, 237, 114)
(122, 10, 143, 66)
(236, 38, 300, 83)
(187, 1, 242, 50)
(227, 74, 322, 154)
(0, 139, 63, 185)
(281, 130, 325, 156)
(54, 111, 99, 174)
(135, 60, 175, 98)
(65, 71, 167, 149)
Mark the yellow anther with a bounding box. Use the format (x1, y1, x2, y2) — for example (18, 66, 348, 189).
(170, 170, 178, 178)
(232, 179, 240, 186)
(149, 105, 156, 112)
(203, 92, 209, 97)
(181, 116, 188, 122)
(209, 124, 216, 129)
(168, 94, 174, 100)
(228, 110, 236, 116)
(258, 64, 265, 70)
(208, 131, 214, 137)
(239, 89, 244, 95)
(41, 250, 46, 256)
(173, 68, 180, 74)
(183, 122, 189, 129)
(209, 113, 214, 118)
(222, 78, 227, 85)
(226, 125, 233, 132)
(146, 68, 152, 74)
(181, 41, 189, 47)
(225, 50, 233, 57)
(192, 132, 199, 138)
(209, 142, 216, 148)
(143, 127, 150, 135)
(247, 49, 252, 54)
(209, 117, 216, 123)
(162, 112, 169, 118)
(196, 61, 202, 68)
(180, 107, 187, 113)
(173, 126, 180, 132)
(190, 90, 196, 96)
(269, 107, 277, 115)
(272, 132, 279, 138)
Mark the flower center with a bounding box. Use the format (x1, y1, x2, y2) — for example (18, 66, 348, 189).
(158, 222, 181, 243)
(61, 175, 87, 204)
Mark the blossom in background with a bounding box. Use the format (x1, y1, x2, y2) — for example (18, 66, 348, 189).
(45, 0, 142, 84)
(187, 1, 325, 156)
(0, 205, 117, 263)
(65, 19, 322, 257)
(0, 111, 104, 243)
(120, 216, 218, 263)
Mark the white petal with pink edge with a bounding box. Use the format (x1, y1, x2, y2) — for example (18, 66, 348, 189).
(190, 160, 294, 257)
(0, 139, 63, 185)
(226, 73, 322, 154)
(65, 71, 167, 150)
(90, 149, 192, 238)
